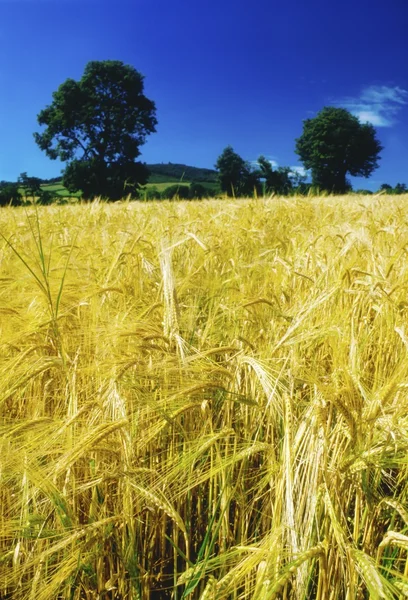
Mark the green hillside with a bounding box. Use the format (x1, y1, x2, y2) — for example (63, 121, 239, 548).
(38, 163, 220, 199)
(147, 163, 218, 183)
(144, 181, 218, 193)
(41, 182, 81, 197)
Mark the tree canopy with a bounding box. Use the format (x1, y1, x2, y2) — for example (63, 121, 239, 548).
(380, 182, 407, 194)
(215, 148, 298, 197)
(0, 182, 21, 206)
(257, 156, 293, 195)
(34, 60, 157, 200)
(18, 172, 42, 200)
(215, 146, 260, 196)
(295, 107, 382, 194)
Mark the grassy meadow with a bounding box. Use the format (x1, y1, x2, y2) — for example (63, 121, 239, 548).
(1, 195, 408, 599)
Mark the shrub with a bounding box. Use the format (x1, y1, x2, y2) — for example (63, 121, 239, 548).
(141, 186, 162, 200)
(189, 183, 207, 199)
(0, 182, 22, 206)
(162, 184, 190, 199)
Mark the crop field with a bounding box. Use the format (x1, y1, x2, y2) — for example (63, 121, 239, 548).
(1, 195, 408, 599)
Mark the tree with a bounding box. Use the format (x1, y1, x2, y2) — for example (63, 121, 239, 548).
(18, 172, 43, 201)
(37, 190, 57, 205)
(257, 156, 293, 195)
(189, 182, 207, 199)
(162, 184, 190, 200)
(290, 169, 308, 194)
(379, 183, 407, 194)
(142, 186, 162, 201)
(394, 183, 407, 194)
(215, 146, 259, 197)
(0, 182, 22, 206)
(34, 60, 157, 201)
(295, 107, 382, 194)
(355, 189, 373, 195)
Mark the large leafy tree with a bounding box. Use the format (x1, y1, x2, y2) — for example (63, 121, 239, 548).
(295, 107, 382, 194)
(34, 60, 157, 200)
(215, 146, 259, 197)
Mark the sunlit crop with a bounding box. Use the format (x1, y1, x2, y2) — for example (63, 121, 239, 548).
(1, 194, 408, 599)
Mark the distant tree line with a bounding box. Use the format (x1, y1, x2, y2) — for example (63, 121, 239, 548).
(215, 107, 383, 197)
(214, 147, 302, 197)
(0, 174, 219, 206)
(1, 59, 405, 204)
(379, 183, 407, 194)
(0, 172, 67, 206)
(143, 182, 217, 200)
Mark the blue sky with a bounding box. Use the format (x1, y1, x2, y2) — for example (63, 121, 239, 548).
(1, 0, 407, 190)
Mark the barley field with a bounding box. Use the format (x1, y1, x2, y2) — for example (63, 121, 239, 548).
(1, 195, 408, 600)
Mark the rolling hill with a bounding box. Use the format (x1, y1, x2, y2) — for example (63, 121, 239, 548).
(147, 163, 217, 184)
(38, 163, 220, 198)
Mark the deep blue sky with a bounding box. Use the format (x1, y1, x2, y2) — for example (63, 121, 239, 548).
(1, 0, 407, 190)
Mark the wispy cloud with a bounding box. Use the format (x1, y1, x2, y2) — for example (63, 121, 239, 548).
(335, 85, 408, 127)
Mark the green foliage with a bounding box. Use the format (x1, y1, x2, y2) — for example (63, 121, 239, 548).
(148, 163, 217, 183)
(34, 60, 157, 201)
(18, 172, 43, 200)
(16, 174, 58, 205)
(141, 186, 162, 200)
(215, 149, 299, 197)
(41, 182, 81, 198)
(291, 182, 313, 195)
(0, 181, 22, 206)
(295, 106, 382, 193)
(146, 172, 181, 184)
(288, 169, 308, 193)
(215, 146, 259, 197)
(257, 156, 293, 194)
(355, 189, 373, 195)
(37, 190, 57, 205)
(394, 182, 407, 194)
(380, 182, 407, 194)
(62, 157, 150, 200)
(162, 184, 190, 199)
(188, 182, 207, 199)
(41, 176, 62, 184)
(157, 182, 213, 200)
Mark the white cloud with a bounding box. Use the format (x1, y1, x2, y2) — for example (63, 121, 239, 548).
(289, 166, 311, 181)
(353, 110, 390, 127)
(335, 85, 408, 127)
(361, 86, 408, 105)
(290, 166, 308, 177)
